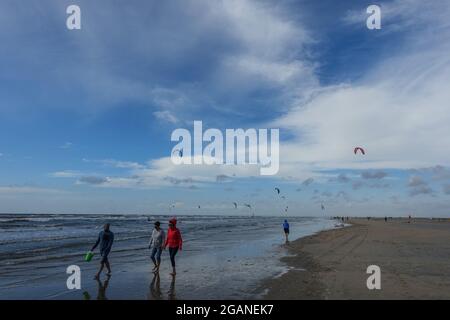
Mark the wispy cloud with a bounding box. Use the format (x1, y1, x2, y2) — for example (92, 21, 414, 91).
(361, 170, 387, 179)
(409, 185, 433, 197)
(77, 176, 109, 185)
(443, 184, 450, 195)
(301, 177, 314, 186)
(408, 175, 426, 187)
(153, 110, 180, 124)
(59, 142, 73, 149)
(50, 170, 82, 178)
(82, 158, 145, 170)
(0, 186, 68, 195)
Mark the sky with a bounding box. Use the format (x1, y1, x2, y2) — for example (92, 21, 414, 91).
(0, 0, 449, 216)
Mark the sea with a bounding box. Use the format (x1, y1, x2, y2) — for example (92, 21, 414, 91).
(0, 214, 340, 299)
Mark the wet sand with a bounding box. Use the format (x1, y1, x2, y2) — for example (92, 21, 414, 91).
(263, 218, 450, 299)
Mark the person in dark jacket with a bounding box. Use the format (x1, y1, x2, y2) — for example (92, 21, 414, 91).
(91, 223, 114, 279)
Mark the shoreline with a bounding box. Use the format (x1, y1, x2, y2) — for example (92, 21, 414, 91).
(262, 218, 450, 299)
(0, 215, 337, 300)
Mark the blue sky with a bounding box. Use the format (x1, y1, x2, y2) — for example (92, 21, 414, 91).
(0, 0, 449, 216)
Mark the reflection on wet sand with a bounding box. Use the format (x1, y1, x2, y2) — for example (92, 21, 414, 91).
(148, 273, 162, 300)
(96, 276, 110, 300)
(147, 272, 177, 300)
(82, 275, 111, 300)
(168, 275, 176, 300)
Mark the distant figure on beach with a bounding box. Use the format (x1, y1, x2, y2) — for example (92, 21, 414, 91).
(91, 223, 114, 279)
(283, 219, 290, 243)
(149, 221, 165, 273)
(385, 217, 387, 222)
(164, 218, 182, 276)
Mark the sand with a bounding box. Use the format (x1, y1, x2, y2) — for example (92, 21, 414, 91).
(263, 218, 450, 299)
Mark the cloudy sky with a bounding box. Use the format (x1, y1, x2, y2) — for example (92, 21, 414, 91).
(0, 0, 449, 216)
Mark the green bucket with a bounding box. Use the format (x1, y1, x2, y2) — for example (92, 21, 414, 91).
(84, 251, 94, 262)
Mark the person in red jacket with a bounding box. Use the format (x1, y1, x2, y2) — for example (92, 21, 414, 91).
(164, 218, 182, 276)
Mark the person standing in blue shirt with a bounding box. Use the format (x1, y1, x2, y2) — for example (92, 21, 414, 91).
(283, 220, 290, 243)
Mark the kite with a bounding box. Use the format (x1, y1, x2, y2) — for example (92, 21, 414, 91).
(354, 147, 365, 155)
(275, 187, 280, 194)
(233, 202, 238, 209)
(172, 149, 183, 157)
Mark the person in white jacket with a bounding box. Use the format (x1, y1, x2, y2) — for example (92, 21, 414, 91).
(148, 221, 165, 273)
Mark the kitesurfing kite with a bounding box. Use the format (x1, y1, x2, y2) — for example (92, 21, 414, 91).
(172, 149, 183, 157)
(233, 202, 238, 209)
(275, 187, 280, 194)
(244, 204, 252, 209)
(321, 203, 325, 210)
(354, 147, 365, 155)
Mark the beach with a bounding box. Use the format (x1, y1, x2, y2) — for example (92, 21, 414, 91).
(0, 214, 338, 299)
(263, 218, 450, 299)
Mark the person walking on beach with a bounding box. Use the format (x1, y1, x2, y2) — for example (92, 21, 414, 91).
(164, 218, 182, 276)
(283, 219, 290, 243)
(91, 223, 114, 279)
(149, 221, 165, 273)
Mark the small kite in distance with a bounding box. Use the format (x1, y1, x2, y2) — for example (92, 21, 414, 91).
(321, 204, 325, 210)
(354, 147, 365, 155)
(275, 187, 280, 194)
(172, 149, 183, 157)
(244, 204, 252, 209)
(233, 202, 238, 209)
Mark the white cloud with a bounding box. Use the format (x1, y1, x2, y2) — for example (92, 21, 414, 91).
(50, 170, 82, 178)
(270, 4, 450, 175)
(59, 142, 73, 149)
(343, 0, 450, 33)
(153, 110, 180, 124)
(79, 155, 262, 189)
(0, 0, 315, 121)
(82, 158, 145, 170)
(0, 186, 68, 195)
